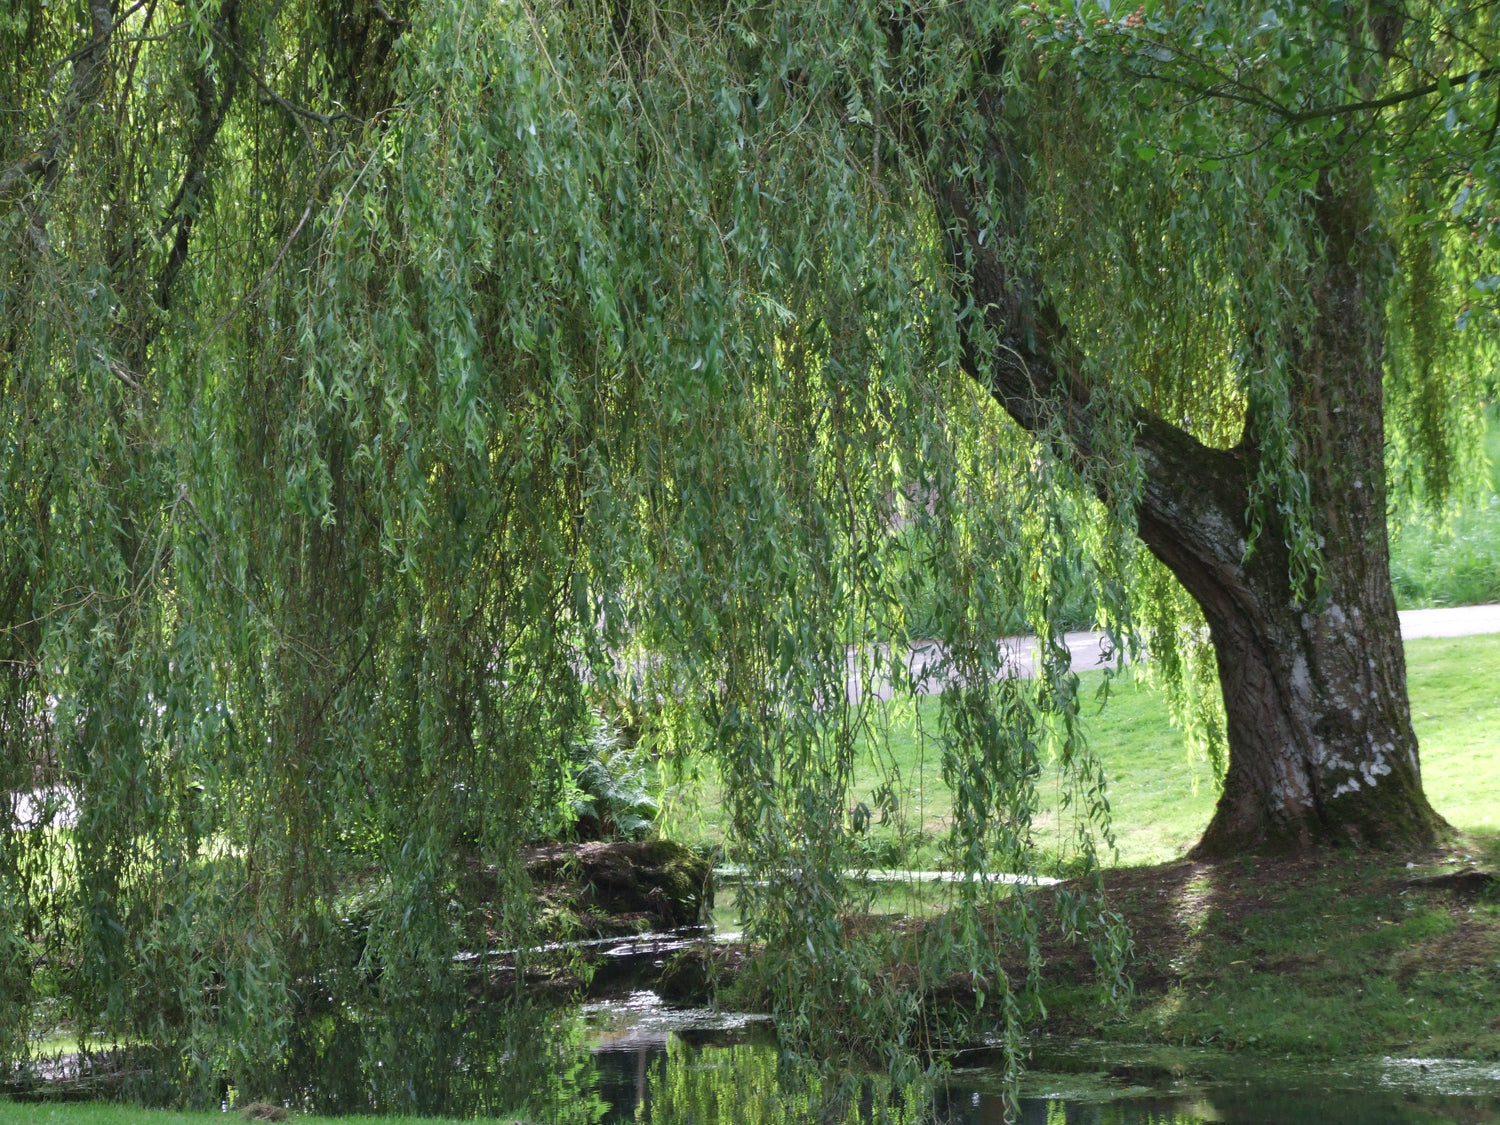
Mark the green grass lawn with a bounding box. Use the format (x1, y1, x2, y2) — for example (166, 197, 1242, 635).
(1407, 634, 1500, 835)
(668, 633, 1500, 871)
(1053, 843, 1500, 1060)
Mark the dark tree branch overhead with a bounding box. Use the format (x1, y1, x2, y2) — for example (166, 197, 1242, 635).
(154, 0, 244, 310)
(1171, 61, 1500, 124)
(935, 104, 1236, 586)
(932, 93, 1222, 511)
(0, 0, 118, 228)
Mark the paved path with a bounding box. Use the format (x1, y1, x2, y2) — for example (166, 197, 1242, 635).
(713, 864, 1060, 887)
(1398, 603, 1500, 639)
(849, 604, 1500, 701)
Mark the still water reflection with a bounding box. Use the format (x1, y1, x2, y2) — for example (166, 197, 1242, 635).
(584, 993, 1500, 1125)
(41, 987, 1500, 1124)
(603, 1039, 1500, 1125)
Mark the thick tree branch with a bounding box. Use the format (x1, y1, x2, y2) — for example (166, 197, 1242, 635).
(154, 0, 243, 310)
(0, 0, 117, 226)
(1145, 54, 1500, 125)
(934, 118, 1245, 568)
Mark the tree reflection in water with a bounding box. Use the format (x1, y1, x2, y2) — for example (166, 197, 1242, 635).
(78, 1000, 1500, 1125)
(637, 1038, 926, 1125)
(198, 996, 607, 1123)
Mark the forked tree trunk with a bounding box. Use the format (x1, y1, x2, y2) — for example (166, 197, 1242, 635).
(1134, 418, 1442, 855)
(942, 134, 1447, 854)
(1144, 171, 1445, 854)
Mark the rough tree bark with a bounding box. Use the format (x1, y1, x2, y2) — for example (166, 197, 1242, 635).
(938, 125, 1447, 854)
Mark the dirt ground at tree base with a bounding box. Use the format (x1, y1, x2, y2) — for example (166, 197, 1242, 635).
(1023, 839, 1500, 1058)
(715, 837, 1500, 1064)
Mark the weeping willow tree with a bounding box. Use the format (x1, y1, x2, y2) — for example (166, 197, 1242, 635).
(1006, 0, 1500, 851)
(1, 0, 1496, 1093)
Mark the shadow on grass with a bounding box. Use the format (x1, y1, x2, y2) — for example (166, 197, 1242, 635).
(1029, 844, 1500, 1059)
(1468, 830, 1500, 872)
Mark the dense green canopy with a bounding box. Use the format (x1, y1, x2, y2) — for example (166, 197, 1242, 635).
(2, 0, 1495, 1093)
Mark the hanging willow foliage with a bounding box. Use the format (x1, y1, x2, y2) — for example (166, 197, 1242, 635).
(0, 0, 1126, 1086)
(2, 0, 1496, 1095)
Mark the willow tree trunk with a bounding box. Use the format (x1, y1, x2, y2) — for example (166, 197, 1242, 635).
(1132, 172, 1445, 854)
(1134, 419, 1441, 854)
(942, 140, 1447, 854)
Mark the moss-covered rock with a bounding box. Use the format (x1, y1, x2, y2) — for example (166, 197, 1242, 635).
(524, 839, 714, 935)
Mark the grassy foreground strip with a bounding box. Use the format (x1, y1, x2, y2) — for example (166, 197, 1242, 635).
(0, 1107, 525, 1125)
(718, 841, 1500, 1062)
(716, 634, 1500, 1061)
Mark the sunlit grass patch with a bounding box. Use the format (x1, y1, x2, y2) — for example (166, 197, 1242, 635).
(1407, 634, 1500, 834)
(1064, 849, 1500, 1059)
(664, 633, 1500, 872)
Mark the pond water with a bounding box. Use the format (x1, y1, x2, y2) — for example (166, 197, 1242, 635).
(15, 985, 1500, 1123)
(576, 991, 1500, 1125)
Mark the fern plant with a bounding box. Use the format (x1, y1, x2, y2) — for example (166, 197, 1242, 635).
(556, 712, 659, 843)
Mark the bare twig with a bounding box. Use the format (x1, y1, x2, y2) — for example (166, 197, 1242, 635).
(198, 154, 338, 352)
(372, 1, 406, 27)
(92, 348, 147, 395)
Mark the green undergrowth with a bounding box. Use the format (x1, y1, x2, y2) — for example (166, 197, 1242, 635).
(1390, 414, 1500, 609)
(1391, 497, 1500, 608)
(667, 633, 1500, 870)
(711, 874, 966, 932)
